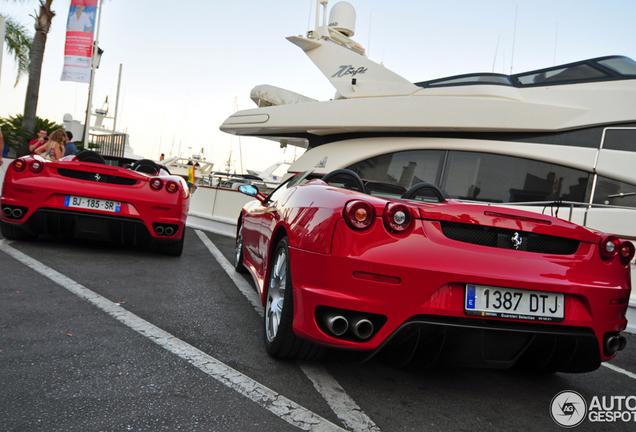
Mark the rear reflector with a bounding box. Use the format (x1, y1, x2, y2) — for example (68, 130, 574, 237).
(353, 271, 401, 285)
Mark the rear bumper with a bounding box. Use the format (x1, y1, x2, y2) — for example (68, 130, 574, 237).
(1, 181, 187, 244)
(288, 219, 631, 370)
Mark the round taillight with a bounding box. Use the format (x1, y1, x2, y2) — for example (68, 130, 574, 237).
(383, 203, 413, 232)
(166, 180, 179, 193)
(600, 235, 620, 261)
(13, 159, 27, 172)
(29, 160, 44, 173)
(344, 200, 375, 230)
(150, 178, 163, 190)
(619, 241, 635, 265)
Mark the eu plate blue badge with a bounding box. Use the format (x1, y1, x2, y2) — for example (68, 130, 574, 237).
(466, 285, 476, 309)
(64, 196, 70, 206)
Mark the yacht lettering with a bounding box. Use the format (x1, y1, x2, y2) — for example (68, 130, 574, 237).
(332, 65, 368, 78)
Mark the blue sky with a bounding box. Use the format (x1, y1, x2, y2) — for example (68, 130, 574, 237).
(1, 0, 635, 171)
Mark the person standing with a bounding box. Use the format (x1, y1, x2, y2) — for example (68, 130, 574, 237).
(35, 130, 66, 161)
(29, 128, 48, 156)
(64, 131, 78, 156)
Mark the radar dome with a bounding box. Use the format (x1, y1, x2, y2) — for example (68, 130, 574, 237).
(328, 2, 356, 37)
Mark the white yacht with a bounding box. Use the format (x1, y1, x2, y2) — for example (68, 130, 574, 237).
(220, 1, 636, 309)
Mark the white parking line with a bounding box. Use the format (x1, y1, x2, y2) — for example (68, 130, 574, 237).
(299, 362, 381, 432)
(195, 229, 383, 432)
(601, 363, 636, 380)
(0, 240, 346, 432)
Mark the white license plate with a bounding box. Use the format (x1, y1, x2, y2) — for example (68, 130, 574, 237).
(64, 195, 121, 213)
(465, 284, 564, 322)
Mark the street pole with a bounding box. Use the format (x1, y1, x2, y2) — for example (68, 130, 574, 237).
(113, 63, 122, 131)
(0, 15, 5, 90)
(82, 0, 104, 147)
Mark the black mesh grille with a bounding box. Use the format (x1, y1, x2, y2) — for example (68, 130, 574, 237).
(57, 168, 138, 185)
(440, 221, 580, 254)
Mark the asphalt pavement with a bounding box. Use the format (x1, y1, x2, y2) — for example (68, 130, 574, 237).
(1, 228, 635, 431)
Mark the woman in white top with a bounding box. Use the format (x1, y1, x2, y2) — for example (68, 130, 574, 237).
(35, 129, 66, 161)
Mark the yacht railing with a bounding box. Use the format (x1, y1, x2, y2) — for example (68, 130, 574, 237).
(89, 132, 127, 157)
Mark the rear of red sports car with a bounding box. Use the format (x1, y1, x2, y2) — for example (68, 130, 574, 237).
(249, 178, 633, 372)
(1, 156, 190, 255)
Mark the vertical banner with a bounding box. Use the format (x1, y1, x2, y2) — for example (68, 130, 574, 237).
(61, 0, 98, 83)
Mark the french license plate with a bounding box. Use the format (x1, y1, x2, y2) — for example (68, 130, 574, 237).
(64, 195, 121, 213)
(465, 284, 564, 322)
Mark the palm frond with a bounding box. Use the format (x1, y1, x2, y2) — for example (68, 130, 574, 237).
(1, 14, 34, 86)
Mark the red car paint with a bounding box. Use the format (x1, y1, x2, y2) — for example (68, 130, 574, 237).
(1, 155, 190, 256)
(237, 174, 632, 371)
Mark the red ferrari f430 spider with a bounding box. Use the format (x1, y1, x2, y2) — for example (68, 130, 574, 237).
(1, 151, 190, 256)
(235, 169, 633, 372)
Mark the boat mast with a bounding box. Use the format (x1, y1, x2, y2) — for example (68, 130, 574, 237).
(82, 0, 105, 146)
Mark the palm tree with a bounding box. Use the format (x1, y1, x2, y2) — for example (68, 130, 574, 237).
(1, 13, 33, 86)
(3, 0, 56, 155)
(22, 0, 55, 156)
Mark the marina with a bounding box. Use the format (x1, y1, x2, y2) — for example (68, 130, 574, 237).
(2, 0, 636, 430)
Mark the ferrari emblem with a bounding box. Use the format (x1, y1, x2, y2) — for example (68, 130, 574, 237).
(511, 232, 523, 249)
(94, 173, 101, 182)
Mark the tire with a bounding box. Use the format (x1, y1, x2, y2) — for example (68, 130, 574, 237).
(264, 237, 325, 360)
(234, 223, 248, 273)
(157, 228, 185, 256)
(0, 220, 36, 241)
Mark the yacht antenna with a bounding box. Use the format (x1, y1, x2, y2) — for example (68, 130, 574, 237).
(492, 34, 500, 73)
(307, 0, 313, 33)
(510, 4, 518, 74)
(225, 97, 238, 173)
(237, 98, 243, 174)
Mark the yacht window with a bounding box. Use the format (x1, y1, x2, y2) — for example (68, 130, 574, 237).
(424, 75, 512, 87)
(347, 150, 444, 189)
(602, 128, 636, 151)
(597, 57, 636, 76)
(593, 176, 636, 208)
(440, 151, 591, 204)
(516, 64, 607, 86)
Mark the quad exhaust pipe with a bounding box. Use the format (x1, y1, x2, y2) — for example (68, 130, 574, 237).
(2, 206, 25, 219)
(325, 314, 349, 336)
(605, 335, 627, 355)
(323, 312, 374, 340)
(352, 318, 374, 340)
(154, 224, 177, 237)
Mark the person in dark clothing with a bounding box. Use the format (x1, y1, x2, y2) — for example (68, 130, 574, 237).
(64, 131, 78, 156)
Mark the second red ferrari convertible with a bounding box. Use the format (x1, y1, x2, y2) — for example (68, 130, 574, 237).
(1, 151, 190, 256)
(235, 169, 633, 372)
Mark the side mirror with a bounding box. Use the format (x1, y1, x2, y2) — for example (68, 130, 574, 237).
(238, 185, 259, 197)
